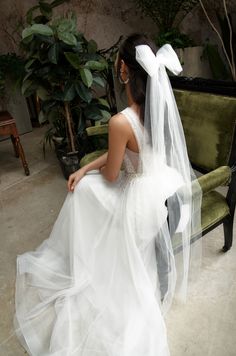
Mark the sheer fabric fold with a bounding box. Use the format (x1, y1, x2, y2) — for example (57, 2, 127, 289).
(135, 44, 202, 313)
(15, 166, 171, 355)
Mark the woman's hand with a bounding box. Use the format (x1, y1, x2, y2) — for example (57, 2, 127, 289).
(67, 168, 86, 192)
(99, 166, 105, 174)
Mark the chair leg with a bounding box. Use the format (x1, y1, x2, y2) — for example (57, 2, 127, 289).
(10, 135, 19, 157)
(223, 215, 234, 252)
(15, 137, 30, 176)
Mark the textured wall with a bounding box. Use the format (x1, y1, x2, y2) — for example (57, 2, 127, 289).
(61, 0, 157, 48)
(0, 0, 235, 52)
(0, 0, 235, 78)
(181, 2, 236, 47)
(0, 0, 156, 53)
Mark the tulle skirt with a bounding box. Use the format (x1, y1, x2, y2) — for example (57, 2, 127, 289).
(14, 168, 184, 356)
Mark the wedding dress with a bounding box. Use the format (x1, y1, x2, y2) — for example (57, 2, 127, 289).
(14, 107, 186, 356)
(15, 44, 202, 356)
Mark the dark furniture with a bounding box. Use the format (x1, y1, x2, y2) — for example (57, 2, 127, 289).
(0, 111, 30, 176)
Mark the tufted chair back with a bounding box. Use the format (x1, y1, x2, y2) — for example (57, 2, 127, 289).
(174, 90, 236, 172)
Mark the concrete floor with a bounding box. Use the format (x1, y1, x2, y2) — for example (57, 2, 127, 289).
(0, 127, 236, 356)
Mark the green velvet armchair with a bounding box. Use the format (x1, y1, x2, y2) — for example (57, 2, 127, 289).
(80, 89, 236, 252)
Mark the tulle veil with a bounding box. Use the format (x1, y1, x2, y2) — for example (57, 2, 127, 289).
(135, 43, 202, 314)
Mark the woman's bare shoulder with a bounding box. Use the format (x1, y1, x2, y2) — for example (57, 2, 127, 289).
(109, 112, 131, 131)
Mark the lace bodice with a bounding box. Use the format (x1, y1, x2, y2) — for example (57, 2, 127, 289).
(121, 107, 144, 174)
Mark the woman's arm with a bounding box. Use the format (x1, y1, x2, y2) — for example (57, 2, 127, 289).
(100, 114, 129, 182)
(68, 152, 108, 192)
(81, 152, 108, 173)
(68, 113, 130, 191)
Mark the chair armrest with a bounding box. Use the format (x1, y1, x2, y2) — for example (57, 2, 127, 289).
(86, 124, 108, 137)
(80, 149, 107, 167)
(86, 125, 108, 152)
(168, 166, 231, 235)
(194, 166, 231, 195)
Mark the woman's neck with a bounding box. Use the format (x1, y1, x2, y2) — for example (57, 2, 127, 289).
(125, 84, 140, 117)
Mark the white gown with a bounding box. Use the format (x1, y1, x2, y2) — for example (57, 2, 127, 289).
(15, 107, 184, 356)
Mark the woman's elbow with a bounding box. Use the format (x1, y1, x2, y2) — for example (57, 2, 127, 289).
(103, 171, 119, 183)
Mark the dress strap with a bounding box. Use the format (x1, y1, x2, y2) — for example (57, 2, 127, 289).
(121, 107, 143, 151)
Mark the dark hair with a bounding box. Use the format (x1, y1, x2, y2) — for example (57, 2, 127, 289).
(118, 33, 157, 122)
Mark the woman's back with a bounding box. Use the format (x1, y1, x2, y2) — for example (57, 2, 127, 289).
(121, 107, 144, 174)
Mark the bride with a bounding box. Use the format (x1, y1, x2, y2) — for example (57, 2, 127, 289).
(14, 33, 202, 356)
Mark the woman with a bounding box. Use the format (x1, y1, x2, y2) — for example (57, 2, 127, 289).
(15, 34, 202, 355)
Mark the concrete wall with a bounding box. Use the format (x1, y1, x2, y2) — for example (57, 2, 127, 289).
(0, 0, 156, 53)
(61, 0, 157, 49)
(0, 0, 235, 68)
(0, 0, 235, 133)
(181, 2, 236, 47)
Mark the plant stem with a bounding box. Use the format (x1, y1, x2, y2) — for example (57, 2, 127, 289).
(199, 0, 235, 81)
(64, 102, 76, 152)
(222, 0, 235, 80)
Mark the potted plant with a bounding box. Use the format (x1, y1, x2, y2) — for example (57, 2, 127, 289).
(133, 0, 211, 77)
(134, 0, 198, 44)
(21, 10, 110, 179)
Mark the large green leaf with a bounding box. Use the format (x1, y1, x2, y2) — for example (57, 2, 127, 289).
(63, 83, 76, 101)
(48, 43, 59, 64)
(85, 60, 106, 71)
(21, 79, 37, 97)
(22, 24, 53, 39)
(58, 32, 77, 46)
(80, 68, 93, 88)
(21, 34, 34, 45)
(37, 87, 51, 100)
(93, 76, 105, 87)
(100, 110, 111, 122)
(75, 82, 92, 103)
(64, 52, 80, 69)
(98, 98, 110, 109)
(57, 18, 76, 34)
(84, 105, 102, 121)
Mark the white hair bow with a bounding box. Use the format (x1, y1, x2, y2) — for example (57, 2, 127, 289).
(135, 44, 182, 77)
